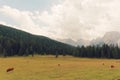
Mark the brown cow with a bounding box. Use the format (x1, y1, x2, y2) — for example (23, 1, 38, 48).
(58, 64, 60, 67)
(6, 68, 14, 72)
(111, 65, 115, 68)
(102, 63, 105, 65)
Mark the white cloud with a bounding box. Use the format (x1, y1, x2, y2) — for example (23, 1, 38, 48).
(0, 5, 35, 30)
(34, 0, 120, 40)
(0, 5, 54, 38)
(0, 21, 7, 25)
(1, 0, 120, 40)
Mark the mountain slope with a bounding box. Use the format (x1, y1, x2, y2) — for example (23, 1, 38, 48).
(58, 38, 77, 46)
(59, 31, 120, 46)
(0, 24, 75, 56)
(91, 31, 120, 46)
(59, 38, 90, 46)
(103, 31, 120, 44)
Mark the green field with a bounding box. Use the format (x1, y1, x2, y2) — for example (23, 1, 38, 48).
(0, 56, 120, 80)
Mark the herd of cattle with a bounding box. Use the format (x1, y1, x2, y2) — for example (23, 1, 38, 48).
(5, 62, 117, 73)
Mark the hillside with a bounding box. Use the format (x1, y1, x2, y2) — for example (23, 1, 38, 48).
(0, 24, 74, 57)
(1, 24, 120, 59)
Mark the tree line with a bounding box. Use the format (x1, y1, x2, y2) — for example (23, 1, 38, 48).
(73, 44, 120, 59)
(0, 24, 120, 59)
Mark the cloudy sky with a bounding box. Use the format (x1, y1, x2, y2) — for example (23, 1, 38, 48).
(0, 0, 120, 41)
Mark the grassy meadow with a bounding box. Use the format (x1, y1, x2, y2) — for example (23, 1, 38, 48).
(0, 55, 120, 80)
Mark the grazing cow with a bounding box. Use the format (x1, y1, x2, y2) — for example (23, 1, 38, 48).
(58, 64, 60, 67)
(102, 63, 105, 65)
(111, 65, 114, 68)
(6, 68, 14, 72)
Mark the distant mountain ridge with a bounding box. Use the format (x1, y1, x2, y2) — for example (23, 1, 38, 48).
(58, 38, 90, 46)
(91, 31, 120, 46)
(59, 31, 120, 46)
